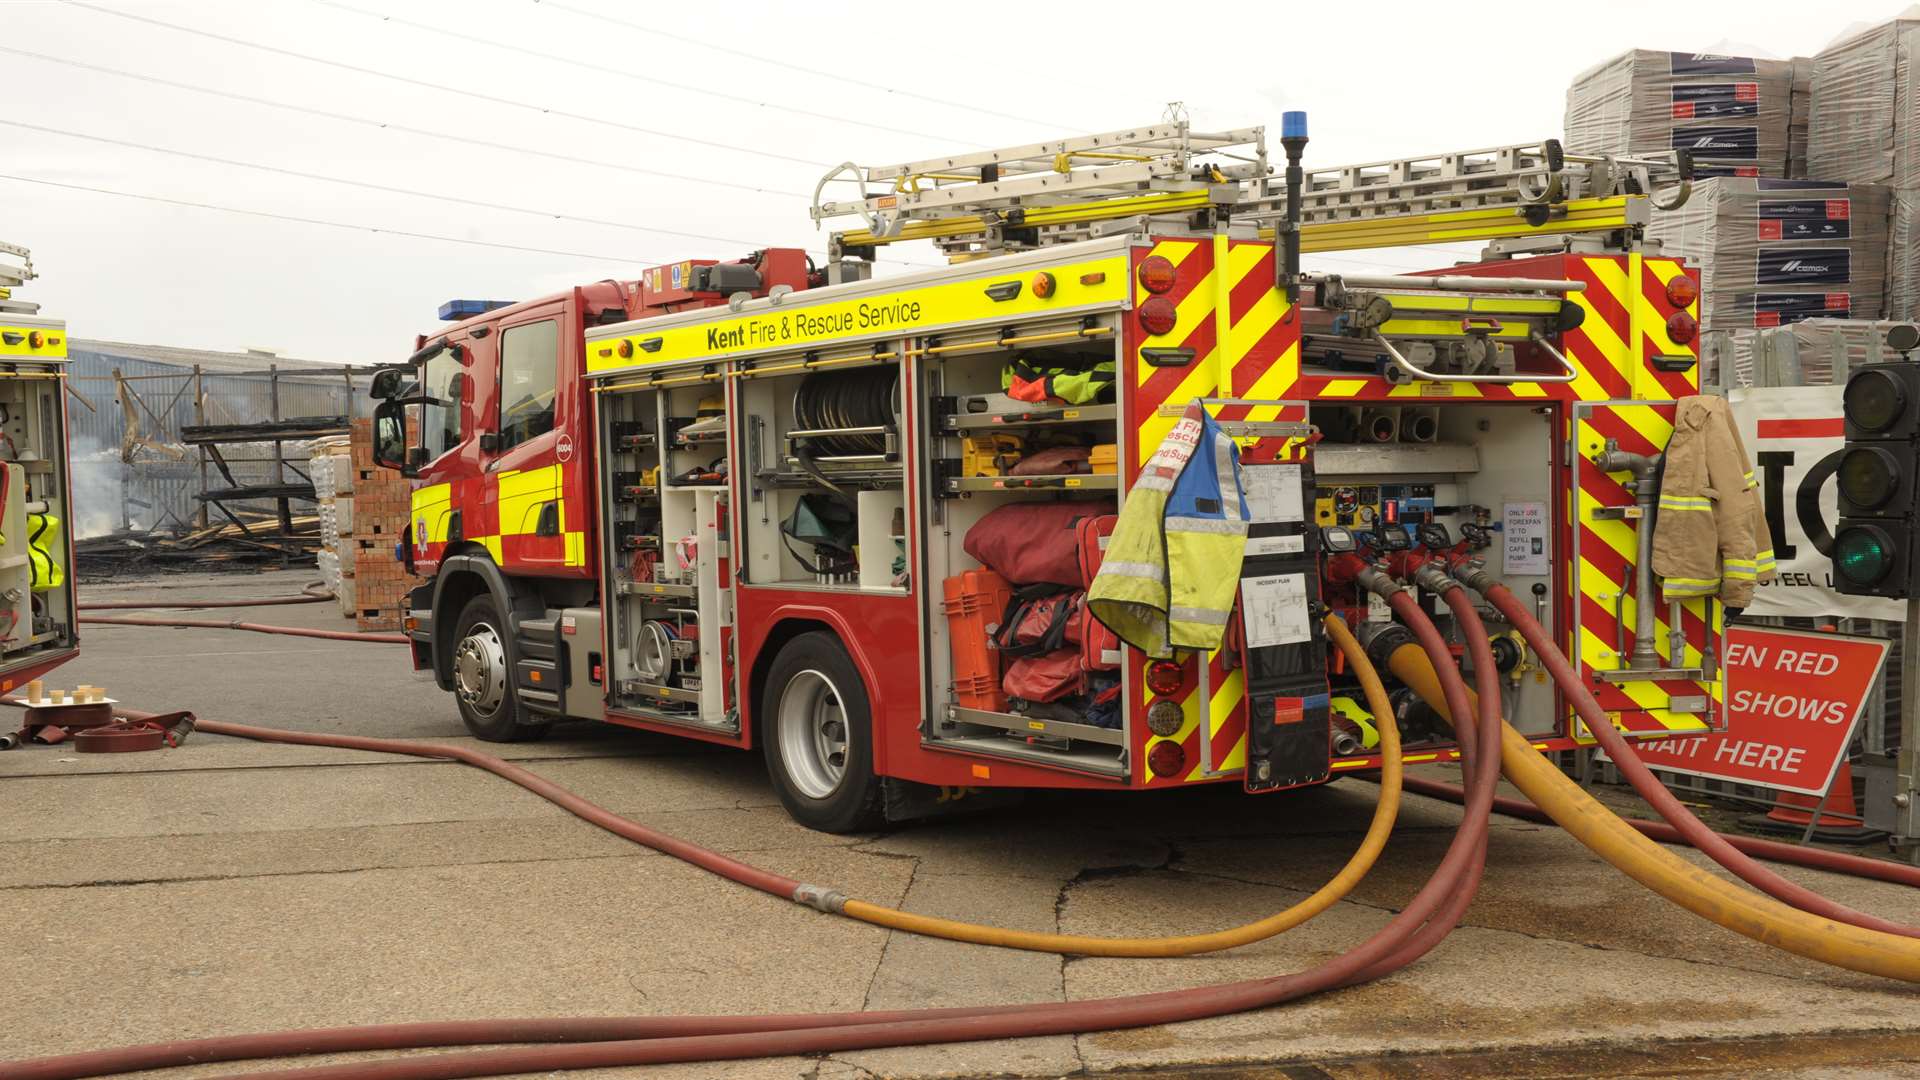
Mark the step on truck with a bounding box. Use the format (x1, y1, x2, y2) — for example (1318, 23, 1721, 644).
(373, 116, 1721, 831)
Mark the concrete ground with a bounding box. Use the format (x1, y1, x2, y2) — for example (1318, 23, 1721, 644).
(3, 568, 1920, 1079)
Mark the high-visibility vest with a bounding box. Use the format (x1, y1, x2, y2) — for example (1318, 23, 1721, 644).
(1002, 352, 1115, 406)
(27, 511, 63, 592)
(1088, 402, 1248, 658)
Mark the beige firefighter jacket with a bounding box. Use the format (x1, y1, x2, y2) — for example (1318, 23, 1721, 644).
(1650, 394, 1776, 608)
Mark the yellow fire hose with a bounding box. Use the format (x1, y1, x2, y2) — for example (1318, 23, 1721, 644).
(838, 613, 1403, 956)
(1388, 637, 1920, 983)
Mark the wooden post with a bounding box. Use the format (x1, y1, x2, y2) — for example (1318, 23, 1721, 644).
(270, 364, 291, 566)
(193, 365, 208, 530)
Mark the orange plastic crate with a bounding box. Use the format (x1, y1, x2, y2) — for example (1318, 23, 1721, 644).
(941, 569, 1012, 712)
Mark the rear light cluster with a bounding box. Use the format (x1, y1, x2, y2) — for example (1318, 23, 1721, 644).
(1666, 311, 1698, 345)
(1137, 255, 1179, 337)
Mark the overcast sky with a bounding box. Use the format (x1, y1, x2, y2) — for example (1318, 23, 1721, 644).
(4, 0, 1912, 362)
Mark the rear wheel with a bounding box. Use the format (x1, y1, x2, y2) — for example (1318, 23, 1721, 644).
(451, 594, 548, 742)
(762, 631, 882, 833)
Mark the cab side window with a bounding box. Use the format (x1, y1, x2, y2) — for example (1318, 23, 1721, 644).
(418, 347, 464, 461)
(498, 319, 559, 450)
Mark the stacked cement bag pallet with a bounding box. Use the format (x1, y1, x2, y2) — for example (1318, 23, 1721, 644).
(1566, 49, 1800, 177)
(309, 435, 355, 617)
(1647, 177, 1890, 330)
(1806, 14, 1920, 187)
(1805, 12, 1920, 320)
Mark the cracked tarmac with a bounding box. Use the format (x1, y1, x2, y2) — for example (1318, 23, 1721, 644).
(4, 569, 1920, 1078)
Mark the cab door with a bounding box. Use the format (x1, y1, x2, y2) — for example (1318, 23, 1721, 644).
(487, 306, 567, 571)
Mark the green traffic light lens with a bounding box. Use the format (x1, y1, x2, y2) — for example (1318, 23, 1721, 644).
(1845, 370, 1907, 433)
(1835, 526, 1894, 586)
(1838, 447, 1900, 510)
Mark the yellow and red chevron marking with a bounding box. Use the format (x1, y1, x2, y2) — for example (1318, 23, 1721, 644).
(1571, 403, 1723, 738)
(1637, 257, 1701, 400)
(1136, 648, 1250, 784)
(1129, 238, 1303, 461)
(1125, 239, 1310, 785)
(1269, 252, 1693, 406)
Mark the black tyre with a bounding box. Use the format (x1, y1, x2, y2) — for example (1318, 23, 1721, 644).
(450, 593, 548, 743)
(761, 631, 883, 833)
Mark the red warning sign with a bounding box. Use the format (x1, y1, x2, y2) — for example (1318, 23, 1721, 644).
(1625, 626, 1889, 796)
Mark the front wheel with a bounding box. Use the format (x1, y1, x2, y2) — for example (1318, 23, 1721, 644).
(761, 631, 883, 833)
(451, 594, 548, 742)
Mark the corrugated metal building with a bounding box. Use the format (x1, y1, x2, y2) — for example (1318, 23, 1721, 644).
(66, 340, 374, 537)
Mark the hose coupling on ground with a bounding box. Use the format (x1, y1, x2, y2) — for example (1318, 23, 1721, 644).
(793, 883, 849, 914)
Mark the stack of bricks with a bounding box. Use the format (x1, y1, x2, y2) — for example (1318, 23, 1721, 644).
(348, 417, 421, 631)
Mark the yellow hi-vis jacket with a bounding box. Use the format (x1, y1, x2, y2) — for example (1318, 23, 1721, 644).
(28, 511, 64, 592)
(1088, 402, 1248, 659)
(1651, 395, 1775, 609)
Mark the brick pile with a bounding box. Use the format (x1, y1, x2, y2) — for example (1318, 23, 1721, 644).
(348, 418, 421, 631)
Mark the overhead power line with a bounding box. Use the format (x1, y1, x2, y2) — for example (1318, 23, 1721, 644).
(530, 0, 1075, 132)
(3, 120, 797, 251)
(62, 1, 830, 169)
(0, 47, 804, 198)
(0, 173, 656, 264)
(307, 0, 975, 147)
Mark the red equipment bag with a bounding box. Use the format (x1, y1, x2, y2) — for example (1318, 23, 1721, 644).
(1008, 446, 1091, 476)
(964, 501, 1114, 587)
(996, 587, 1122, 675)
(1002, 648, 1085, 702)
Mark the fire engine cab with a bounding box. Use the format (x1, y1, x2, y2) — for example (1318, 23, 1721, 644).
(375, 117, 1719, 832)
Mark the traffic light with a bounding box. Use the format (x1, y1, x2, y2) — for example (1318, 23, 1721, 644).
(1833, 324, 1920, 598)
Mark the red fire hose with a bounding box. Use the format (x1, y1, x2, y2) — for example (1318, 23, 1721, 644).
(76, 584, 408, 644)
(75, 613, 407, 644)
(78, 583, 335, 610)
(1467, 573, 1920, 939)
(9, 620, 1505, 1080)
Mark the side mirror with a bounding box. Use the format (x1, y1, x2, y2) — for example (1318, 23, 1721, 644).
(372, 401, 415, 476)
(369, 368, 407, 400)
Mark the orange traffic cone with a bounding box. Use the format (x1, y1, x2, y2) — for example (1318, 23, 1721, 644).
(1745, 761, 1883, 845)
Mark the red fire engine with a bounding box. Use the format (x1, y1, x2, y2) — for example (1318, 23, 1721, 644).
(0, 246, 80, 700)
(374, 119, 1715, 831)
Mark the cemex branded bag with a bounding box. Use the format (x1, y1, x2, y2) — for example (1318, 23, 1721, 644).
(1565, 49, 1801, 178)
(963, 501, 1115, 588)
(1646, 177, 1891, 330)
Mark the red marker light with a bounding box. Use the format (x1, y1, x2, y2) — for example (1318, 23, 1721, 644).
(1148, 739, 1187, 778)
(1146, 660, 1184, 696)
(1666, 310, 1698, 346)
(1136, 255, 1177, 294)
(1139, 297, 1178, 336)
(1665, 275, 1699, 309)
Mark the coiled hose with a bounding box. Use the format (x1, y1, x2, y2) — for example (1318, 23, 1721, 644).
(8, 616, 1500, 1080)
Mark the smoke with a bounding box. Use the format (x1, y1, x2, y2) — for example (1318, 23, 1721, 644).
(70, 434, 133, 539)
